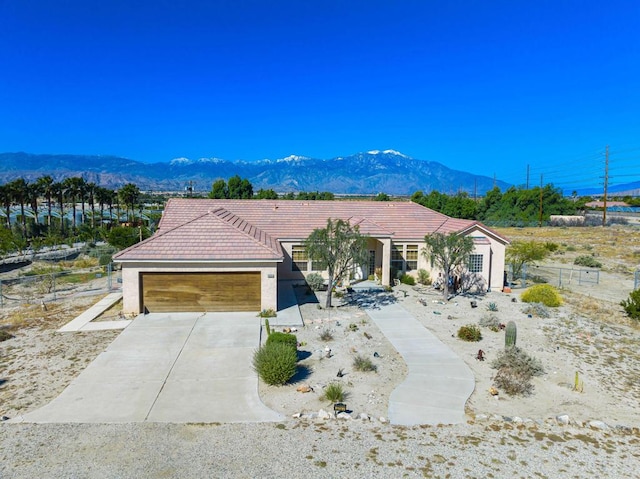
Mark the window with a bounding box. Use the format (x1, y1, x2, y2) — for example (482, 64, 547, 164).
(391, 246, 403, 273)
(311, 258, 327, 271)
(405, 245, 418, 271)
(291, 245, 308, 271)
(468, 254, 483, 273)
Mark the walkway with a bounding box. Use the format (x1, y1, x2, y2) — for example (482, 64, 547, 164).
(16, 313, 283, 423)
(57, 292, 129, 332)
(365, 301, 475, 426)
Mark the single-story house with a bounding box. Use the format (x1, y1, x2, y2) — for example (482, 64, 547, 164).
(113, 199, 509, 314)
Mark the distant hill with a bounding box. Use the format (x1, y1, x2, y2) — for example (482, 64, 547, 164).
(0, 150, 510, 196)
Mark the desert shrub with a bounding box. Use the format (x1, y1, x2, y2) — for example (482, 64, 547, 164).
(479, 314, 500, 330)
(266, 331, 297, 350)
(521, 284, 563, 307)
(522, 303, 550, 318)
(566, 245, 576, 252)
(319, 329, 334, 341)
(73, 256, 98, 268)
(573, 255, 602, 268)
(353, 354, 377, 372)
(348, 323, 359, 332)
(98, 254, 113, 266)
(491, 346, 545, 396)
(486, 302, 498, 312)
(417, 269, 431, 285)
(399, 274, 415, 286)
(620, 289, 640, 321)
(258, 308, 277, 318)
(544, 242, 559, 252)
(322, 382, 346, 402)
(457, 324, 482, 342)
(305, 272, 325, 291)
(0, 330, 14, 342)
(253, 342, 298, 385)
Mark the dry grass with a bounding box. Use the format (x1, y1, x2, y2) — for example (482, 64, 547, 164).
(496, 225, 640, 274)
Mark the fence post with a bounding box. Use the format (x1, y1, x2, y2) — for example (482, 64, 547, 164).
(107, 262, 112, 290)
(0, 280, 3, 308)
(53, 273, 57, 301)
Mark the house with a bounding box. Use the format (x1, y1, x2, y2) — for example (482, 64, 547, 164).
(113, 199, 509, 314)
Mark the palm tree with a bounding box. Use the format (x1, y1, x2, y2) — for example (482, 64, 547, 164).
(86, 181, 97, 228)
(0, 183, 12, 229)
(9, 178, 29, 235)
(118, 183, 141, 225)
(76, 177, 87, 226)
(52, 181, 65, 234)
(37, 175, 55, 228)
(27, 181, 42, 236)
(62, 177, 84, 230)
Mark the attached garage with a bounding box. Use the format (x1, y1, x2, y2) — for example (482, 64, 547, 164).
(140, 272, 261, 313)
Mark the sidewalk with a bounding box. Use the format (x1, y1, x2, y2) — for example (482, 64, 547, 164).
(365, 302, 475, 425)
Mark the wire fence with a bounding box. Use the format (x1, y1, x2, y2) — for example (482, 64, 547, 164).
(507, 263, 600, 289)
(0, 264, 121, 308)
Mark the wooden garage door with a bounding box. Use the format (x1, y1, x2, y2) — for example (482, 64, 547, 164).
(140, 272, 261, 313)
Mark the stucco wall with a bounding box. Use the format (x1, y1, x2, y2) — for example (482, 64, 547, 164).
(118, 261, 279, 314)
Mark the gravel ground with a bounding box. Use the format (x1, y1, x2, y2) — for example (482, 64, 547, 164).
(2, 421, 639, 478)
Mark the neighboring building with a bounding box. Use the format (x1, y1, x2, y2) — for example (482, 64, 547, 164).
(113, 199, 509, 314)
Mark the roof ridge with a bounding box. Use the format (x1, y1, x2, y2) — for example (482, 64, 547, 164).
(209, 207, 282, 256)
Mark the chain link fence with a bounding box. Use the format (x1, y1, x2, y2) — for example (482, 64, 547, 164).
(507, 263, 600, 289)
(0, 264, 121, 308)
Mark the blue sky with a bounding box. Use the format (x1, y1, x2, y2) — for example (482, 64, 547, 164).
(1, 0, 639, 189)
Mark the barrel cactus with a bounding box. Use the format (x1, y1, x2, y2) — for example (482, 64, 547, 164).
(505, 321, 517, 348)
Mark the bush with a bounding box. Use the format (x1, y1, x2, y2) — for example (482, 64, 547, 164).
(319, 329, 334, 341)
(521, 284, 563, 307)
(322, 382, 346, 402)
(258, 308, 277, 318)
(573, 255, 602, 268)
(491, 346, 545, 396)
(479, 314, 500, 331)
(266, 331, 297, 350)
(399, 274, 415, 286)
(253, 342, 298, 385)
(305, 272, 325, 291)
(98, 254, 113, 266)
(352, 354, 377, 372)
(544, 242, 559, 252)
(522, 303, 550, 318)
(417, 269, 431, 285)
(486, 302, 498, 312)
(620, 289, 640, 321)
(0, 330, 14, 342)
(457, 324, 482, 342)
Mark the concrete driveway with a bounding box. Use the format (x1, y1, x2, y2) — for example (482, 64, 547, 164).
(18, 312, 283, 423)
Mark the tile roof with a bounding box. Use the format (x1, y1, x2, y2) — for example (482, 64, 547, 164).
(156, 199, 485, 240)
(114, 199, 508, 262)
(114, 207, 283, 262)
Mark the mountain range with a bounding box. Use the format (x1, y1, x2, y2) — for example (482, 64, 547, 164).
(0, 150, 512, 196)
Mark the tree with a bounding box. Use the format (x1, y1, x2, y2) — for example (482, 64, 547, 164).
(106, 225, 147, 250)
(62, 177, 83, 230)
(9, 178, 29, 234)
(374, 192, 390, 201)
(255, 188, 279, 199)
(118, 183, 141, 224)
(36, 175, 55, 228)
(422, 232, 474, 299)
(506, 240, 550, 279)
(304, 218, 369, 308)
(209, 179, 228, 199)
(0, 183, 12, 229)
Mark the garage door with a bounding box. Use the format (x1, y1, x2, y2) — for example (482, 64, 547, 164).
(140, 272, 261, 313)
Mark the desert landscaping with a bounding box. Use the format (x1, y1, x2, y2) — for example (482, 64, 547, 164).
(1, 226, 640, 478)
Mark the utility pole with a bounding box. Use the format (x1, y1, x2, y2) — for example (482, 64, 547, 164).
(602, 145, 609, 227)
(538, 174, 543, 227)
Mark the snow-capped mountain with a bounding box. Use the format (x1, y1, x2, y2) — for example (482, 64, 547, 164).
(0, 150, 510, 195)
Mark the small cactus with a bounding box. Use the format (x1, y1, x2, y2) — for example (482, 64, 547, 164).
(505, 321, 517, 348)
(265, 318, 271, 336)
